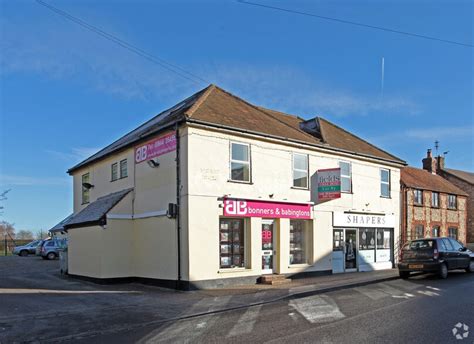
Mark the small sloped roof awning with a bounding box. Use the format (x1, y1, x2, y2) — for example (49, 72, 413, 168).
(49, 214, 74, 233)
(64, 188, 133, 230)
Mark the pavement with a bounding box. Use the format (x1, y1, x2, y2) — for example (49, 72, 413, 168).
(2, 255, 472, 343)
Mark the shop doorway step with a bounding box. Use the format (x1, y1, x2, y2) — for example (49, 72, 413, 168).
(260, 274, 292, 285)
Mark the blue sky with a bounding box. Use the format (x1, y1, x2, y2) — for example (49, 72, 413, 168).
(0, 0, 472, 232)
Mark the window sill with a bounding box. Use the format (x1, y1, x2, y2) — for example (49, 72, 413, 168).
(227, 180, 253, 185)
(218, 267, 251, 274)
(111, 176, 128, 182)
(291, 186, 309, 191)
(81, 202, 90, 205)
(431, 206, 440, 209)
(288, 263, 310, 268)
(413, 203, 424, 207)
(380, 196, 391, 199)
(447, 208, 457, 211)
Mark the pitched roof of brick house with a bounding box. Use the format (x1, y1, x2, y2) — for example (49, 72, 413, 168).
(442, 168, 474, 185)
(401, 167, 468, 196)
(68, 84, 405, 173)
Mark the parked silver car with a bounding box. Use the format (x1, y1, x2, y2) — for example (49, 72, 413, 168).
(12, 240, 42, 257)
(37, 239, 60, 260)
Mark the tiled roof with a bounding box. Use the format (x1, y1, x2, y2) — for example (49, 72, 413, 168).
(49, 214, 74, 233)
(68, 84, 405, 173)
(64, 188, 133, 229)
(443, 168, 474, 185)
(401, 167, 468, 196)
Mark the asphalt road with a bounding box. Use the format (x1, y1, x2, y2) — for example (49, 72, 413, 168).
(1, 256, 473, 343)
(89, 272, 474, 344)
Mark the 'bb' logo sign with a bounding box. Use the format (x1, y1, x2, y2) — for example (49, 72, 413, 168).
(224, 200, 248, 215)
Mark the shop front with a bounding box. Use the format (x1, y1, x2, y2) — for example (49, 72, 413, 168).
(222, 198, 313, 275)
(332, 212, 395, 273)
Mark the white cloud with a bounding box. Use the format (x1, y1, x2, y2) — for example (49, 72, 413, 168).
(45, 147, 102, 163)
(0, 174, 70, 186)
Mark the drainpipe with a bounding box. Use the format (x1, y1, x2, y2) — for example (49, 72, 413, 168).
(175, 122, 182, 289)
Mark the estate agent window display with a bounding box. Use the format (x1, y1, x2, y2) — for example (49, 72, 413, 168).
(219, 218, 245, 269)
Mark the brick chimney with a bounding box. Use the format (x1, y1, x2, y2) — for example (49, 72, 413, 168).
(436, 155, 445, 171)
(422, 149, 437, 174)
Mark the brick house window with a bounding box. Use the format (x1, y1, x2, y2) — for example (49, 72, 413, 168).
(432, 226, 440, 237)
(414, 189, 423, 205)
(447, 195, 457, 209)
(431, 192, 439, 208)
(415, 225, 424, 239)
(448, 227, 458, 240)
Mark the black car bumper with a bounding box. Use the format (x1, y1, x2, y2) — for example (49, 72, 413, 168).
(398, 261, 442, 272)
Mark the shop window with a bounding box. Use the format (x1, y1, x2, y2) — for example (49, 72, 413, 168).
(432, 226, 440, 237)
(111, 163, 118, 181)
(339, 161, 351, 193)
(447, 195, 457, 209)
(448, 227, 458, 240)
(376, 229, 392, 262)
(359, 228, 375, 250)
(380, 169, 390, 198)
(431, 192, 439, 208)
(81, 173, 90, 204)
(289, 220, 308, 264)
(414, 189, 423, 205)
(333, 229, 344, 251)
(120, 159, 128, 178)
(219, 218, 245, 268)
(292, 153, 308, 188)
(414, 225, 424, 239)
(230, 142, 251, 182)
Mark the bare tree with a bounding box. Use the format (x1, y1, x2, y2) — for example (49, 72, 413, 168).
(35, 229, 49, 240)
(0, 221, 15, 239)
(16, 230, 34, 240)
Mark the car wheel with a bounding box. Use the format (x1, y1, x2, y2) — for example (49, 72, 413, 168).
(46, 252, 56, 260)
(399, 271, 410, 279)
(466, 260, 474, 273)
(439, 263, 448, 279)
(19, 250, 28, 257)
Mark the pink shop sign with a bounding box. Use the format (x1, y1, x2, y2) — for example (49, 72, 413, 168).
(135, 132, 176, 163)
(223, 198, 312, 219)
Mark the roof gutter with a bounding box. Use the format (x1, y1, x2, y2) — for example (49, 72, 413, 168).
(185, 118, 407, 167)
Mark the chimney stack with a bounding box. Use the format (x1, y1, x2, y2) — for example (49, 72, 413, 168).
(437, 155, 445, 171)
(422, 149, 437, 174)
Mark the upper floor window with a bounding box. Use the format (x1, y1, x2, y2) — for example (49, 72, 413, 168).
(111, 163, 118, 181)
(230, 142, 251, 182)
(120, 159, 128, 178)
(448, 227, 458, 240)
(431, 192, 439, 208)
(380, 168, 390, 198)
(81, 173, 90, 204)
(292, 153, 308, 188)
(447, 194, 457, 209)
(339, 161, 351, 193)
(414, 189, 423, 205)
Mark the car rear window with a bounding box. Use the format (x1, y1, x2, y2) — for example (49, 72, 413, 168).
(406, 240, 435, 250)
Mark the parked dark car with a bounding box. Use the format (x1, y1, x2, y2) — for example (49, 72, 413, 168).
(35, 239, 59, 260)
(398, 237, 474, 279)
(12, 240, 41, 256)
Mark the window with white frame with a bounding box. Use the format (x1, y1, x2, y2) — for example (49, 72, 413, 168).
(447, 194, 457, 209)
(339, 161, 351, 193)
(111, 163, 118, 181)
(380, 168, 390, 197)
(414, 189, 423, 205)
(230, 142, 251, 182)
(431, 192, 439, 208)
(292, 153, 308, 188)
(81, 173, 90, 204)
(120, 159, 128, 178)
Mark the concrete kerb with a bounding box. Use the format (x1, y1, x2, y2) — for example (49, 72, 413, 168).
(45, 274, 401, 343)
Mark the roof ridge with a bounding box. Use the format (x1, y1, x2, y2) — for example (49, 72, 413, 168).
(318, 117, 405, 163)
(209, 86, 322, 142)
(185, 84, 216, 118)
(402, 166, 468, 196)
(317, 117, 328, 144)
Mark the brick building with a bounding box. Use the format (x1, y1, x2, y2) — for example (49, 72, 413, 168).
(401, 152, 468, 244)
(434, 157, 474, 245)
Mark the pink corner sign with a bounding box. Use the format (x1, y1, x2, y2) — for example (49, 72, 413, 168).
(224, 198, 312, 219)
(135, 132, 176, 163)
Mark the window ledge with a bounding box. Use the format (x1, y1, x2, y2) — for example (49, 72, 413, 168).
(288, 263, 310, 268)
(227, 180, 253, 185)
(291, 186, 309, 191)
(218, 268, 251, 274)
(413, 203, 424, 207)
(380, 196, 391, 199)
